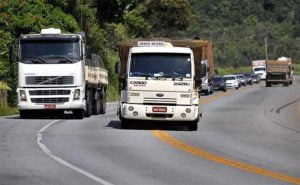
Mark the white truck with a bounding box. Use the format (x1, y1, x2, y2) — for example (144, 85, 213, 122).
(10, 28, 108, 119)
(252, 60, 266, 80)
(117, 40, 203, 130)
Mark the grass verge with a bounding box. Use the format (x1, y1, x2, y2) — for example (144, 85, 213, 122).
(0, 105, 18, 116)
(216, 66, 252, 76)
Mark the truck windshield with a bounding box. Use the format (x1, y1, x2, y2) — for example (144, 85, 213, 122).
(129, 53, 191, 78)
(20, 39, 81, 64)
(254, 67, 265, 72)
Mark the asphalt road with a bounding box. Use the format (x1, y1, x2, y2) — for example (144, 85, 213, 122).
(0, 78, 300, 185)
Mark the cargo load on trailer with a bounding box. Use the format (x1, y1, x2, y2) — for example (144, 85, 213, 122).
(266, 57, 293, 87)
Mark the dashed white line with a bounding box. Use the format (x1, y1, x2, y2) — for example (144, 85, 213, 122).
(36, 120, 114, 185)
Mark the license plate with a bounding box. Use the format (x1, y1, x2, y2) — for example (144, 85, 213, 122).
(44, 104, 56, 109)
(152, 107, 167, 112)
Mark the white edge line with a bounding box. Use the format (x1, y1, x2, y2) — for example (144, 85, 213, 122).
(36, 120, 114, 185)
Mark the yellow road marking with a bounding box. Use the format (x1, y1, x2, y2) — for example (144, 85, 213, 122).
(152, 85, 300, 184)
(152, 130, 300, 184)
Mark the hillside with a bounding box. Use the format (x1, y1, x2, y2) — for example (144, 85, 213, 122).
(0, 0, 299, 104)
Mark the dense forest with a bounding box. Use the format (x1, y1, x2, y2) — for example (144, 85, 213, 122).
(0, 0, 299, 104)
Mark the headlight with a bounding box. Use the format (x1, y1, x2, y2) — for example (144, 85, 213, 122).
(20, 90, 27, 101)
(73, 89, 80, 100)
(129, 92, 140, 96)
(180, 94, 190, 98)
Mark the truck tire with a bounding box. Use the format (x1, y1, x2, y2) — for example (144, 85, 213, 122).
(84, 89, 92, 117)
(204, 90, 209, 95)
(92, 90, 100, 115)
(210, 86, 214, 94)
(19, 110, 30, 119)
(266, 82, 271, 87)
(283, 83, 289, 87)
(120, 118, 131, 129)
(188, 119, 198, 131)
(100, 89, 106, 114)
(73, 109, 84, 119)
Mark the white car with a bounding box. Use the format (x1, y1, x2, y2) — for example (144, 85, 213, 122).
(223, 75, 239, 89)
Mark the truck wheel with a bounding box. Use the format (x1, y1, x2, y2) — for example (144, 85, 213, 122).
(84, 90, 92, 117)
(100, 90, 106, 114)
(204, 90, 209, 95)
(266, 82, 271, 87)
(73, 109, 84, 119)
(92, 90, 100, 115)
(210, 86, 214, 94)
(20, 110, 30, 119)
(188, 119, 198, 131)
(290, 81, 293, 85)
(283, 83, 289, 87)
(120, 118, 130, 129)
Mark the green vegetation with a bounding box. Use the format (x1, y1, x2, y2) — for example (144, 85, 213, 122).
(216, 67, 252, 76)
(294, 63, 300, 75)
(0, 0, 299, 107)
(0, 81, 17, 116)
(0, 104, 18, 116)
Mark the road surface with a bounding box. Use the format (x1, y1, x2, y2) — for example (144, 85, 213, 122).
(0, 78, 299, 185)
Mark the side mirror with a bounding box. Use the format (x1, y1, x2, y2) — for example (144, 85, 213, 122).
(115, 62, 120, 74)
(201, 64, 207, 78)
(9, 45, 16, 62)
(85, 46, 92, 58)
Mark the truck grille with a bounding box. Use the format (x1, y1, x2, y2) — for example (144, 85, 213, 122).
(26, 76, 74, 85)
(31, 98, 69, 104)
(29, 90, 71, 96)
(144, 97, 177, 105)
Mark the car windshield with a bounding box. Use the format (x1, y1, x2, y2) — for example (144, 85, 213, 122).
(254, 67, 265, 72)
(224, 76, 235, 80)
(129, 53, 191, 78)
(20, 38, 81, 63)
(213, 78, 222, 82)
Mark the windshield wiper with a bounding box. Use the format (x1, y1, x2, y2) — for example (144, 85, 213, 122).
(24, 57, 46, 64)
(56, 56, 74, 63)
(44, 56, 74, 63)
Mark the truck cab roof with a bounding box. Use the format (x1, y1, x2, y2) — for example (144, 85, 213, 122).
(130, 46, 193, 54)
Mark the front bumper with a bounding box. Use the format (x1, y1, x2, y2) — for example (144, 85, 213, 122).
(225, 83, 238, 88)
(120, 103, 200, 121)
(17, 87, 85, 110)
(201, 83, 209, 91)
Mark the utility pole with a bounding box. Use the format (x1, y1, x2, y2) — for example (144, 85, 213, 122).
(80, 0, 83, 30)
(264, 37, 268, 62)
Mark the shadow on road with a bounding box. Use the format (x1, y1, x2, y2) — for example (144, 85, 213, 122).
(5, 113, 79, 120)
(106, 120, 189, 131)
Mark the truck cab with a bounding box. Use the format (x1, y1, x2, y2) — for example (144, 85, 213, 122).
(11, 28, 107, 119)
(118, 41, 202, 130)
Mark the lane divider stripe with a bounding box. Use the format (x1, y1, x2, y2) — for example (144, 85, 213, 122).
(152, 130, 300, 184)
(37, 120, 115, 185)
(152, 85, 300, 185)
